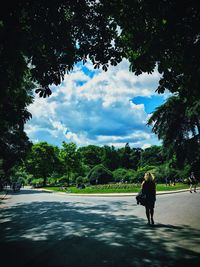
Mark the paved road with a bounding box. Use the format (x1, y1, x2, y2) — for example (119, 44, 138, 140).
(0, 188, 200, 267)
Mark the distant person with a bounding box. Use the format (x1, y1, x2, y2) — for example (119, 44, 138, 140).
(189, 172, 197, 193)
(165, 177, 170, 186)
(141, 172, 156, 225)
(171, 177, 176, 186)
(12, 182, 16, 192)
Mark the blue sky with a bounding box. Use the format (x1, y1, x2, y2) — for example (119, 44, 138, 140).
(25, 59, 169, 149)
(132, 95, 166, 114)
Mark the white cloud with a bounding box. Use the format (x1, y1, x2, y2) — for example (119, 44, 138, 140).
(28, 97, 58, 118)
(25, 59, 163, 148)
(49, 119, 66, 133)
(142, 143, 152, 149)
(74, 61, 160, 107)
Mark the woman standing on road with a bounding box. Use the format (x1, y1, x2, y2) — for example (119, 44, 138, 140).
(141, 172, 156, 225)
(189, 172, 197, 193)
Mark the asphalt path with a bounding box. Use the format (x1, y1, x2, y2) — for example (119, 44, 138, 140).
(0, 188, 200, 267)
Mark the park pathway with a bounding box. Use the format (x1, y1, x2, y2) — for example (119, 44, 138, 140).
(0, 188, 200, 267)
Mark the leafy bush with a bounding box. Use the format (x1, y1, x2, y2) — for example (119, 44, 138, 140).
(26, 174, 34, 185)
(113, 168, 137, 183)
(124, 169, 137, 182)
(76, 176, 84, 184)
(137, 165, 156, 172)
(50, 172, 62, 179)
(175, 164, 191, 180)
(112, 168, 128, 182)
(30, 178, 44, 188)
(47, 177, 58, 186)
(58, 175, 69, 185)
(10, 165, 33, 185)
(87, 164, 113, 185)
(154, 164, 169, 183)
(154, 163, 190, 183)
(83, 177, 89, 184)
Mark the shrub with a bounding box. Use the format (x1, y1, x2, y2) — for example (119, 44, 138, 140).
(26, 174, 34, 185)
(83, 177, 89, 184)
(58, 175, 69, 185)
(154, 164, 169, 183)
(175, 164, 191, 180)
(124, 169, 137, 183)
(76, 176, 84, 184)
(10, 166, 32, 185)
(153, 164, 190, 183)
(112, 168, 128, 182)
(87, 164, 113, 185)
(47, 177, 57, 186)
(113, 168, 137, 183)
(30, 178, 44, 188)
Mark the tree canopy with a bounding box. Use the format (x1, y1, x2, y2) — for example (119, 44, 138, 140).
(1, 1, 199, 98)
(148, 95, 200, 171)
(1, 1, 121, 97)
(108, 0, 200, 99)
(0, 71, 33, 176)
(25, 142, 61, 186)
(1, 1, 200, 177)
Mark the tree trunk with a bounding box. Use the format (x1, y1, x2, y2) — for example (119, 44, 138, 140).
(43, 176, 47, 187)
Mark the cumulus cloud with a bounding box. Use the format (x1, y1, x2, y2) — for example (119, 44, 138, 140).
(25, 59, 164, 148)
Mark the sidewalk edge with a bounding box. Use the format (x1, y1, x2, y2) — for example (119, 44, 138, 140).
(38, 187, 199, 197)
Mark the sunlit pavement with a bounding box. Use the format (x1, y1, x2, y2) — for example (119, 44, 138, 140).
(0, 188, 200, 267)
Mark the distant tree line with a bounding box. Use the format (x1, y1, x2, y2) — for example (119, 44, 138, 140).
(5, 141, 194, 188)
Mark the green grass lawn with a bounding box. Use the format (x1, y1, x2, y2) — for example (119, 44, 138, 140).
(42, 183, 189, 194)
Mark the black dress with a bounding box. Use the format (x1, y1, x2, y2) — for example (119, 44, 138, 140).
(142, 180, 156, 209)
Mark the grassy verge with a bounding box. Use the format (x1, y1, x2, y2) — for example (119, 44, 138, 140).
(42, 183, 189, 194)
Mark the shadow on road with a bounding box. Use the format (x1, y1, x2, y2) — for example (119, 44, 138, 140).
(0, 200, 199, 267)
(151, 223, 184, 229)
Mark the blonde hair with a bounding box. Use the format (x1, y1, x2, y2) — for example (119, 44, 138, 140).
(144, 172, 155, 181)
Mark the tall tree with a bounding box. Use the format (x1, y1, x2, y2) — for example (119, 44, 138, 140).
(102, 145, 120, 171)
(78, 145, 103, 168)
(60, 142, 81, 180)
(119, 143, 133, 169)
(131, 148, 143, 170)
(25, 142, 60, 186)
(0, 71, 33, 177)
(140, 146, 164, 167)
(148, 96, 200, 170)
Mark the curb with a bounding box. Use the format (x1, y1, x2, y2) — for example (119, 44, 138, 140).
(38, 187, 199, 197)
